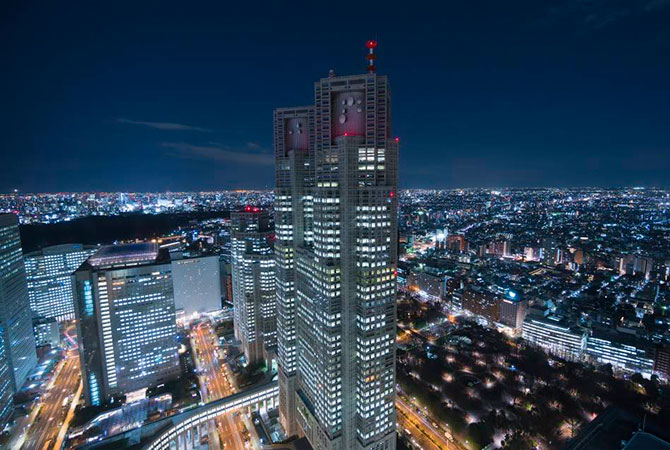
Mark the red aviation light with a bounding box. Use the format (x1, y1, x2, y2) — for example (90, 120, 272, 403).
(395, 137, 400, 143)
(366, 40, 378, 49)
(252, 207, 260, 212)
(244, 205, 252, 212)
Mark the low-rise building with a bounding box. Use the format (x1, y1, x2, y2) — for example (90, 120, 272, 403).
(585, 329, 654, 377)
(522, 315, 586, 361)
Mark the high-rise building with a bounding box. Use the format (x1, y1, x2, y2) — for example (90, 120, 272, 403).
(618, 254, 654, 279)
(498, 290, 528, 330)
(462, 288, 499, 322)
(654, 345, 670, 381)
(171, 254, 222, 317)
(73, 243, 180, 406)
(541, 237, 558, 266)
(33, 316, 61, 348)
(0, 327, 14, 431)
(447, 234, 468, 253)
(231, 207, 276, 367)
(0, 214, 38, 391)
(24, 243, 97, 321)
(274, 42, 398, 450)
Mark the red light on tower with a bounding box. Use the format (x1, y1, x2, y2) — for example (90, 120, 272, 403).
(244, 205, 252, 212)
(366, 40, 377, 73)
(395, 137, 400, 143)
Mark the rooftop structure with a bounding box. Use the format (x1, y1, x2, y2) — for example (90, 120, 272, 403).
(88, 243, 160, 268)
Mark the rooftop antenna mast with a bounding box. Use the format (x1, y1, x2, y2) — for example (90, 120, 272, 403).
(366, 40, 377, 73)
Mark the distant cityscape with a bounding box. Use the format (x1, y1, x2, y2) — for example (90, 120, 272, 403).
(0, 185, 667, 449)
(0, 191, 273, 224)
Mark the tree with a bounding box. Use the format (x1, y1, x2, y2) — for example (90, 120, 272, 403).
(565, 416, 581, 438)
(631, 372, 643, 383)
(501, 431, 534, 450)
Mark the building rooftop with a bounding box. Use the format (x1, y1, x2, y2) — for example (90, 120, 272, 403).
(624, 432, 670, 450)
(565, 407, 670, 450)
(87, 243, 161, 268)
(0, 213, 18, 227)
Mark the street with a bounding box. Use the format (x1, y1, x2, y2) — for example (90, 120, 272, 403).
(191, 322, 256, 450)
(20, 349, 81, 450)
(397, 396, 469, 450)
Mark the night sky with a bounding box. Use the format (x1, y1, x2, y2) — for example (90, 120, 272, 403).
(3, 1, 669, 192)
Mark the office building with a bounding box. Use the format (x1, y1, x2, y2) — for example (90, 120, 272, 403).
(0, 214, 38, 391)
(0, 328, 13, 431)
(498, 290, 528, 330)
(585, 329, 654, 377)
(231, 207, 276, 366)
(171, 254, 222, 316)
(33, 316, 60, 348)
(522, 315, 587, 362)
(618, 254, 654, 280)
(447, 234, 468, 253)
(274, 41, 398, 449)
(411, 271, 445, 299)
(73, 243, 180, 406)
(654, 346, 670, 380)
(462, 288, 499, 322)
(24, 243, 97, 321)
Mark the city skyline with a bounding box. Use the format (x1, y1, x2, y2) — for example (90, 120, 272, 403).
(3, 2, 670, 192)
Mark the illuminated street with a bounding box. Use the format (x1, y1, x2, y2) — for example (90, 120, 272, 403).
(191, 322, 256, 449)
(20, 350, 81, 450)
(397, 397, 468, 450)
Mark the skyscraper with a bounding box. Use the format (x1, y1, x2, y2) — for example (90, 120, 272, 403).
(0, 213, 38, 391)
(231, 207, 276, 367)
(0, 327, 14, 431)
(73, 243, 180, 406)
(274, 42, 398, 450)
(24, 243, 97, 321)
(541, 237, 558, 266)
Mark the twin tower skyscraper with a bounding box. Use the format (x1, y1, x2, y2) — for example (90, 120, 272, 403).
(274, 42, 398, 450)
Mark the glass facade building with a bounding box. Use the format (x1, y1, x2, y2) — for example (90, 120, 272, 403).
(0, 325, 13, 431)
(73, 243, 180, 406)
(0, 213, 38, 391)
(25, 243, 97, 321)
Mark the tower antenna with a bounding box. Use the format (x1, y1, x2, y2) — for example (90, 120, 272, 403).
(365, 40, 377, 73)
